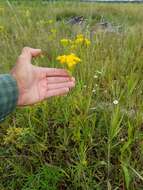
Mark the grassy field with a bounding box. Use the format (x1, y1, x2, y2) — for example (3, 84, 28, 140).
(1, 1, 143, 189)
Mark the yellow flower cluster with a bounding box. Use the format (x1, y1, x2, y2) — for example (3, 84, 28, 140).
(47, 19, 53, 24)
(75, 34, 91, 46)
(50, 28, 57, 35)
(4, 127, 24, 145)
(37, 19, 54, 27)
(57, 33, 90, 71)
(81, 159, 88, 166)
(56, 53, 81, 68)
(60, 39, 72, 46)
(60, 34, 91, 48)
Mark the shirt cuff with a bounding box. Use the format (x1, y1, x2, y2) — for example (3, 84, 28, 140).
(0, 74, 19, 122)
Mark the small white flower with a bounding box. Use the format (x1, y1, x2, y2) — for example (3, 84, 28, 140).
(95, 84, 98, 87)
(83, 85, 87, 88)
(93, 75, 98, 79)
(113, 100, 119, 105)
(92, 89, 96, 93)
(90, 107, 96, 110)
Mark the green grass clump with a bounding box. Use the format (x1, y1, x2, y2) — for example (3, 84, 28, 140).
(1, 1, 143, 190)
(22, 165, 64, 190)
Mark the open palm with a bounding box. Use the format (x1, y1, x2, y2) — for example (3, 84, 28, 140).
(11, 47, 75, 106)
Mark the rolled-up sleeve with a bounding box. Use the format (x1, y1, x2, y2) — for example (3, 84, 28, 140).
(0, 74, 18, 122)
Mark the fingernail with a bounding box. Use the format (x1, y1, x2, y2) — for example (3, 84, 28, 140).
(73, 77, 75, 81)
(70, 77, 75, 82)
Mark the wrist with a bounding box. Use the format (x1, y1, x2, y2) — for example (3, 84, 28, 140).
(10, 73, 22, 106)
(0, 74, 19, 121)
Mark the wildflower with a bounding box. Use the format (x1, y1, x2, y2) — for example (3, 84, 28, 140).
(75, 37, 84, 44)
(90, 107, 96, 110)
(56, 53, 81, 69)
(56, 55, 67, 64)
(4, 127, 24, 144)
(83, 85, 87, 88)
(50, 29, 57, 34)
(60, 38, 72, 46)
(84, 38, 91, 46)
(48, 29, 57, 40)
(76, 34, 84, 39)
(48, 19, 53, 24)
(92, 89, 96, 93)
(113, 100, 119, 105)
(94, 75, 98, 79)
(81, 159, 87, 166)
(70, 44, 77, 51)
(75, 34, 84, 44)
(74, 34, 91, 46)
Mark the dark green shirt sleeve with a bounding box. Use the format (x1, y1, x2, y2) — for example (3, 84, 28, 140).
(0, 74, 18, 122)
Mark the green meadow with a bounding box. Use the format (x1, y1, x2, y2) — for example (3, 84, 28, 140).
(1, 1, 143, 189)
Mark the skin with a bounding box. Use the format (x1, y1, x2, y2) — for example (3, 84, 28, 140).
(11, 47, 75, 106)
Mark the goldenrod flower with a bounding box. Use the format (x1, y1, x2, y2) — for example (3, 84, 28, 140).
(56, 55, 67, 64)
(56, 53, 81, 68)
(48, 29, 57, 40)
(84, 39, 91, 46)
(75, 34, 84, 44)
(50, 29, 57, 34)
(59, 34, 91, 50)
(75, 38, 84, 44)
(70, 44, 77, 51)
(48, 19, 53, 24)
(66, 53, 81, 68)
(60, 38, 72, 46)
(4, 127, 24, 144)
(81, 159, 88, 166)
(76, 34, 84, 39)
(74, 34, 91, 46)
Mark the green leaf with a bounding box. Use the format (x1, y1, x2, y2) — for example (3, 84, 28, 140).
(122, 164, 131, 190)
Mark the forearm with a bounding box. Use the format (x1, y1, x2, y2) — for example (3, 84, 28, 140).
(0, 74, 18, 122)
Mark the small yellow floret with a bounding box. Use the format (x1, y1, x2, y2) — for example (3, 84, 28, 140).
(60, 39, 72, 46)
(56, 53, 81, 69)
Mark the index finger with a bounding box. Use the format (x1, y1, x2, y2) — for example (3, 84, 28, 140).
(40, 67, 70, 77)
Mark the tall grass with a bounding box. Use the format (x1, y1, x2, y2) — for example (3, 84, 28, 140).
(0, 1, 143, 189)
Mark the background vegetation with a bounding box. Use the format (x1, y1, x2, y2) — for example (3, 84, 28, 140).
(0, 1, 143, 189)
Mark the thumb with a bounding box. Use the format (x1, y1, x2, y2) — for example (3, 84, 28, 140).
(19, 47, 42, 63)
(22, 47, 42, 57)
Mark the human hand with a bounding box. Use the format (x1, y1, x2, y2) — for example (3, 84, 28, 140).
(11, 47, 75, 106)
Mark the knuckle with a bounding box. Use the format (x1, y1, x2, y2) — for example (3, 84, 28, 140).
(17, 55, 25, 62)
(65, 88, 69, 92)
(23, 46, 29, 51)
(22, 47, 30, 53)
